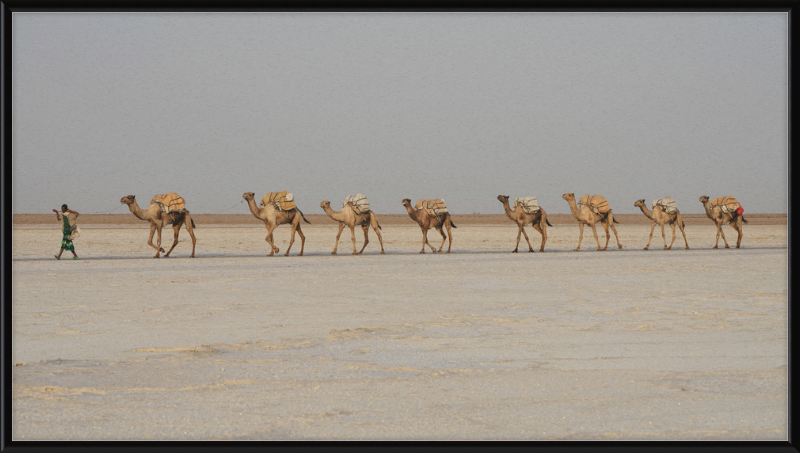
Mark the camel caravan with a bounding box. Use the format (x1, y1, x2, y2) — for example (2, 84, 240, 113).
(114, 191, 749, 257)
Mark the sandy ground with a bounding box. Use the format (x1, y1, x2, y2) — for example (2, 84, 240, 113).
(11, 221, 788, 440)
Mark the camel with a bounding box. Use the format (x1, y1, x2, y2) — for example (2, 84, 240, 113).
(120, 195, 197, 258)
(402, 198, 457, 253)
(320, 200, 385, 255)
(243, 192, 310, 256)
(699, 196, 747, 249)
(562, 193, 622, 251)
(496, 195, 553, 252)
(634, 199, 689, 250)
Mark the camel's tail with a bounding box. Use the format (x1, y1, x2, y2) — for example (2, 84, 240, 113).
(191, 218, 196, 229)
(613, 217, 620, 224)
(299, 210, 311, 224)
(449, 218, 458, 229)
(377, 222, 382, 230)
(682, 221, 685, 229)
(545, 218, 553, 227)
(728, 214, 747, 224)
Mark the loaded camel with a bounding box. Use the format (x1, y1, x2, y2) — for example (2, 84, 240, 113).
(634, 199, 689, 250)
(699, 196, 747, 249)
(497, 195, 552, 252)
(401, 198, 457, 253)
(120, 195, 197, 258)
(243, 192, 310, 256)
(320, 200, 385, 255)
(562, 193, 622, 251)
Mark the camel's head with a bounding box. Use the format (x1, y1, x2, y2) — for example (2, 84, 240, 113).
(120, 195, 135, 205)
(401, 198, 412, 207)
(699, 195, 709, 203)
(497, 195, 509, 203)
(243, 192, 255, 200)
(562, 193, 575, 201)
(634, 199, 645, 208)
(320, 200, 330, 209)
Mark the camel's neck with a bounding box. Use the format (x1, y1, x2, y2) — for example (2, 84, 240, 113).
(127, 201, 149, 221)
(638, 204, 655, 221)
(701, 201, 715, 219)
(500, 200, 517, 219)
(246, 199, 263, 219)
(323, 205, 346, 222)
(566, 199, 582, 219)
(404, 205, 419, 222)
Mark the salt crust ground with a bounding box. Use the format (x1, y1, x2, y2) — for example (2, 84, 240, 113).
(11, 223, 788, 440)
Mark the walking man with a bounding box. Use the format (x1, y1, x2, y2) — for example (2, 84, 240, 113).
(54, 204, 79, 260)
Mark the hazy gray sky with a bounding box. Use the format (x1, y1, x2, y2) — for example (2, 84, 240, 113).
(12, 12, 787, 215)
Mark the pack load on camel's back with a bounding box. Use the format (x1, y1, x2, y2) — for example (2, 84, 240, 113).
(710, 196, 743, 215)
(513, 196, 541, 215)
(151, 193, 186, 214)
(344, 193, 370, 214)
(652, 196, 678, 214)
(415, 199, 448, 217)
(260, 191, 296, 211)
(578, 194, 611, 215)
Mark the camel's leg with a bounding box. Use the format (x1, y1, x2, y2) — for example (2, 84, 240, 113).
(154, 226, 164, 258)
(285, 220, 298, 256)
(717, 221, 730, 248)
(575, 223, 584, 251)
(358, 224, 369, 255)
(645, 222, 656, 250)
(268, 232, 280, 254)
(521, 226, 535, 252)
(263, 222, 279, 254)
(660, 223, 667, 250)
(608, 213, 622, 249)
(734, 217, 743, 248)
(183, 215, 197, 258)
(349, 224, 358, 255)
(600, 221, 610, 251)
(435, 226, 447, 253)
(265, 224, 278, 256)
(296, 224, 306, 256)
(426, 225, 437, 252)
(163, 223, 181, 257)
(730, 221, 741, 249)
(676, 214, 689, 249)
(332, 223, 345, 255)
(146, 224, 165, 256)
(370, 214, 385, 254)
(667, 222, 676, 250)
(513, 224, 522, 253)
(591, 222, 602, 251)
(420, 226, 432, 253)
(445, 222, 453, 253)
(531, 221, 546, 252)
